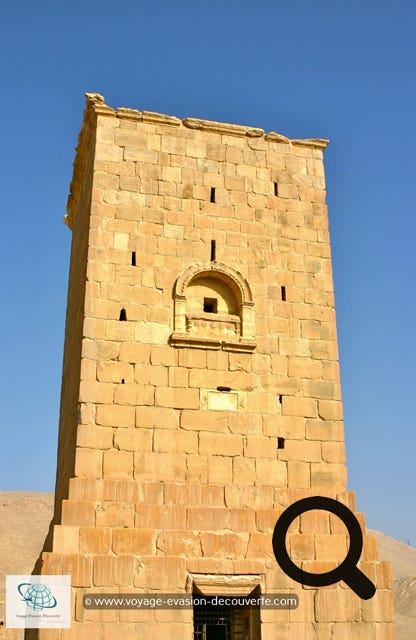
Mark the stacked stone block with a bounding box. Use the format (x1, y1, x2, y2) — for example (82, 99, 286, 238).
(27, 93, 395, 639)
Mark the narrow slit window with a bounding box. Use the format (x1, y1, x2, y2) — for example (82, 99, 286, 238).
(121, 379, 125, 384)
(281, 286, 286, 301)
(203, 297, 218, 314)
(274, 181, 279, 196)
(210, 239, 216, 262)
(119, 308, 127, 321)
(131, 251, 136, 266)
(277, 437, 285, 449)
(278, 394, 283, 404)
(210, 187, 216, 203)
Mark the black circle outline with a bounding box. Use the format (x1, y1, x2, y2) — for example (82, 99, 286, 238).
(272, 496, 376, 598)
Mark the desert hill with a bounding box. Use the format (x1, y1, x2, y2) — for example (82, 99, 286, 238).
(369, 528, 416, 581)
(368, 528, 416, 639)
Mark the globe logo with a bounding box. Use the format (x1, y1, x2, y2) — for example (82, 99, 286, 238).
(18, 583, 58, 611)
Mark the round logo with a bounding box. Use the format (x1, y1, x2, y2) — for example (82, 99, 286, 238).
(18, 583, 58, 611)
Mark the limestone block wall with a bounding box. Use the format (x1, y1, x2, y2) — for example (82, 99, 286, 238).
(27, 94, 395, 639)
(65, 93, 346, 495)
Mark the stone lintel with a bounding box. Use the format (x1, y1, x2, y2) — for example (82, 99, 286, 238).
(187, 573, 264, 594)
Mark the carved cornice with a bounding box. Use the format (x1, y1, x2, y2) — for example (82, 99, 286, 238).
(80, 92, 330, 150)
(264, 132, 290, 144)
(115, 108, 181, 126)
(115, 107, 142, 121)
(292, 138, 329, 150)
(183, 117, 263, 138)
(85, 92, 115, 116)
(169, 333, 256, 353)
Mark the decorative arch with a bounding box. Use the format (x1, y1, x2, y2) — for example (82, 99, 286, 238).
(175, 262, 253, 304)
(170, 263, 256, 352)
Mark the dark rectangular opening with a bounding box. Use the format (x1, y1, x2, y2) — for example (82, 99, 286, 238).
(210, 239, 216, 262)
(206, 625, 227, 640)
(281, 286, 286, 301)
(131, 251, 136, 266)
(204, 297, 218, 313)
(277, 437, 285, 449)
(194, 603, 231, 640)
(193, 591, 261, 640)
(210, 187, 216, 203)
(274, 181, 279, 196)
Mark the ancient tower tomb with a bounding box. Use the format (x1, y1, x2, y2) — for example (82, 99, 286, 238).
(29, 93, 395, 639)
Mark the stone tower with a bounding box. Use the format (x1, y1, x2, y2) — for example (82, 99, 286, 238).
(29, 93, 395, 639)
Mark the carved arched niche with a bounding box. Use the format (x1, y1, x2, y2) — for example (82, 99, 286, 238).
(170, 263, 256, 352)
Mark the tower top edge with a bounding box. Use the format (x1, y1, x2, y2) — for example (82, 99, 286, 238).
(84, 92, 329, 150)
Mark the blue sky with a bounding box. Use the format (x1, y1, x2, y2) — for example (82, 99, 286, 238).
(1, 0, 415, 545)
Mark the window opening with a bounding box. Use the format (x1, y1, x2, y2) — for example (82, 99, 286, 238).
(274, 181, 279, 196)
(210, 187, 216, 203)
(277, 437, 285, 449)
(217, 386, 232, 392)
(193, 591, 260, 640)
(131, 251, 136, 266)
(281, 286, 286, 301)
(194, 601, 231, 640)
(210, 239, 216, 262)
(119, 308, 127, 321)
(203, 297, 218, 314)
(171, 262, 257, 351)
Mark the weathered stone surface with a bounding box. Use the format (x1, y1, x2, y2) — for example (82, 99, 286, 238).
(95, 502, 134, 528)
(79, 527, 112, 554)
(200, 532, 248, 559)
(93, 555, 135, 586)
(112, 528, 156, 554)
(103, 449, 134, 479)
(61, 500, 96, 527)
(135, 504, 186, 530)
(52, 525, 80, 553)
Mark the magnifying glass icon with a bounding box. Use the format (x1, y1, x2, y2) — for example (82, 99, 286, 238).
(272, 496, 376, 599)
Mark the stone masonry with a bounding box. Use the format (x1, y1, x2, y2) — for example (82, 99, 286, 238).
(27, 93, 395, 639)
